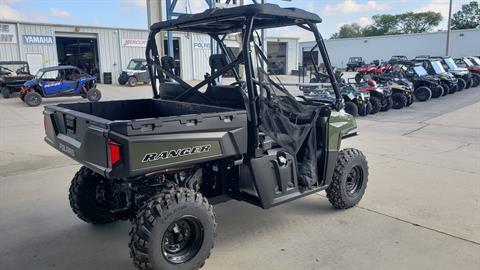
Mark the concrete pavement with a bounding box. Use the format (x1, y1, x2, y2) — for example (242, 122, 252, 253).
(0, 83, 479, 270)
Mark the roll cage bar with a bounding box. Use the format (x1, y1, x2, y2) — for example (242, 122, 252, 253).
(145, 4, 342, 155)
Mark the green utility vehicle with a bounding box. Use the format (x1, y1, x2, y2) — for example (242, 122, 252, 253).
(44, 4, 368, 270)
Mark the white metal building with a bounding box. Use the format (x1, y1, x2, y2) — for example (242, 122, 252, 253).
(299, 29, 480, 68)
(0, 20, 300, 84)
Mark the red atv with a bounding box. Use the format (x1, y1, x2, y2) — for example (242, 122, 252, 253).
(355, 64, 391, 83)
(454, 57, 480, 88)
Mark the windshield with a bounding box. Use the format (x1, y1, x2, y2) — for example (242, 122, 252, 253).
(443, 58, 458, 69)
(470, 57, 480, 66)
(413, 66, 428, 76)
(127, 59, 146, 70)
(349, 57, 362, 63)
(0, 63, 29, 75)
(431, 61, 446, 74)
(463, 58, 474, 67)
(34, 70, 43, 80)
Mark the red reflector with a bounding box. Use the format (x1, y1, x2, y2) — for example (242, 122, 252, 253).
(107, 139, 121, 167)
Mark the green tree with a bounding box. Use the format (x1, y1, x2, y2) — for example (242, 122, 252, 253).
(452, 1, 480, 30)
(331, 11, 443, 38)
(330, 23, 363, 39)
(396, 12, 443, 34)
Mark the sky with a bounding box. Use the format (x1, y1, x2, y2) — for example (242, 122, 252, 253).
(0, 0, 473, 40)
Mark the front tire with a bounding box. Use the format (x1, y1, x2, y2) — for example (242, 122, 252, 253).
(130, 188, 216, 270)
(327, 148, 368, 209)
(380, 96, 393, 112)
(128, 76, 138, 87)
(457, 78, 466, 91)
(24, 92, 42, 106)
(471, 74, 480, 88)
(414, 86, 432, 102)
(391, 92, 407, 109)
(344, 101, 358, 117)
(1, 87, 10, 98)
(369, 96, 381, 114)
(69, 167, 116, 224)
(431, 85, 444, 98)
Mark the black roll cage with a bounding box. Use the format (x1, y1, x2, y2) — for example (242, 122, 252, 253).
(146, 13, 342, 155)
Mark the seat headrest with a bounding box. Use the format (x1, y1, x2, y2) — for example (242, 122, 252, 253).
(161, 56, 175, 70)
(209, 54, 228, 71)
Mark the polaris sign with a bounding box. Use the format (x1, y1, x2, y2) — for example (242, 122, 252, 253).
(23, 35, 54, 45)
(193, 42, 210, 50)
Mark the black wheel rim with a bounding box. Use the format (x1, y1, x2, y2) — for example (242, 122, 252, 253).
(345, 166, 364, 197)
(29, 95, 39, 105)
(162, 216, 204, 264)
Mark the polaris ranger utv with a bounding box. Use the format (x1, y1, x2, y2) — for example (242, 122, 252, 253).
(43, 4, 368, 270)
(0, 61, 34, 98)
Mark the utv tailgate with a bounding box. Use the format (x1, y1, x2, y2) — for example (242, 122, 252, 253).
(44, 99, 248, 179)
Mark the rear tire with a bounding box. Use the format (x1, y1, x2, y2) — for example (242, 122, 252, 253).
(327, 148, 368, 209)
(457, 78, 466, 91)
(369, 96, 381, 114)
(344, 101, 358, 117)
(431, 85, 443, 98)
(129, 188, 216, 270)
(24, 92, 42, 106)
(69, 166, 116, 224)
(87, 88, 102, 102)
(128, 76, 138, 87)
(1, 87, 10, 98)
(380, 96, 393, 112)
(391, 92, 407, 109)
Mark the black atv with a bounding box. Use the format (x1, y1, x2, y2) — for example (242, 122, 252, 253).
(370, 71, 414, 109)
(432, 56, 472, 90)
(346, 57, 365, 71)
(413, 58, 458, 95)
(0, 61, 34, 98)
(301, 84, 371, 117)
(353, 79, 392, 114)
(401, 64, 443, 102)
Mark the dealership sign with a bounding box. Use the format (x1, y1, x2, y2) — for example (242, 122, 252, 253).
(193, 42, 210, 50)
(0, 24, 17, 44)
(122, 38, 147, 47)
(23, 35, 54, 44)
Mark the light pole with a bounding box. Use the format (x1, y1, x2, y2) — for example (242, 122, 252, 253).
(445, 0, 453, 56)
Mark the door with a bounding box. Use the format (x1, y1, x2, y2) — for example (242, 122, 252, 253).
(40, 69, 63, 96)
(26, 54, 44, 75)
(137, 60, 149, 82)
(59, 68, 80, 95)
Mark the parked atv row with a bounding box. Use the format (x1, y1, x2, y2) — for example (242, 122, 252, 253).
(353, 55, 480, 107)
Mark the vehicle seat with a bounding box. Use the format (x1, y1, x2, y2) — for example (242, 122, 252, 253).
(204, 85, 246, 109)
(159, 82, 213, 105)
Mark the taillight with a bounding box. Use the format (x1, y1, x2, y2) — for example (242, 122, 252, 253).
(107, 139, 121, 168)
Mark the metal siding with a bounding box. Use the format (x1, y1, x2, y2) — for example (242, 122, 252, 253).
(190, 33, 211, 80)
(19, 24, 57, 67)
(120, 29, 149, 70)
(180, 32, 193, 80)
(299, 29, 480, 68)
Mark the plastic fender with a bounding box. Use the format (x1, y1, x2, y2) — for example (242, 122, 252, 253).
(328, 110, 357, 150)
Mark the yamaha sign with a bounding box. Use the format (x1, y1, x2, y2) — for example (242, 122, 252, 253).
(23, 35, 54, 45)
